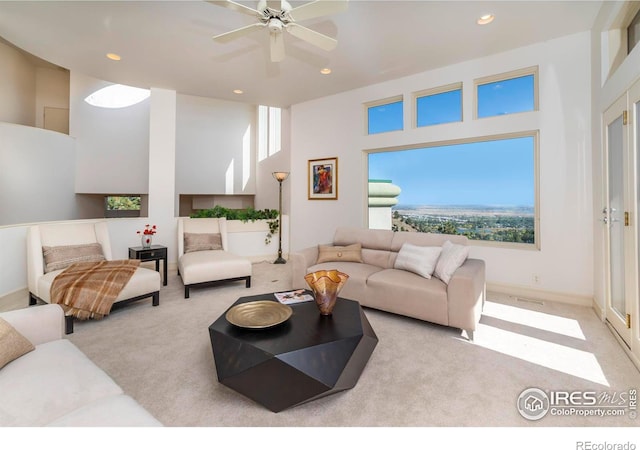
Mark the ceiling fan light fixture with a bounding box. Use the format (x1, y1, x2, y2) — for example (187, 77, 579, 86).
(320, 68, 332, 75)
(477, 14, 494, 25)
(106, 53, 121, 61)
(233, 89, 244, 94)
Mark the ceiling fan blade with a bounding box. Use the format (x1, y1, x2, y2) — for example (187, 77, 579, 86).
(213, 23, 266, 43)
(287, 0, 348, 22)
(207, 0, 262, 17)
(286, 23, 337, 51)
(270, 32, 285, 62)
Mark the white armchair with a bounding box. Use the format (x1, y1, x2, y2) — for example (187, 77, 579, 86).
(177, 217, 252, 298)
(27, 221, 161, 334)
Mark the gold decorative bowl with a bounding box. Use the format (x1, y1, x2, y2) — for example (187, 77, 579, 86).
(225, 300, 293, 329)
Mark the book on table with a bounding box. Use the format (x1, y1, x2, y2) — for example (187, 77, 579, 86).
(274, 290, 314, 305)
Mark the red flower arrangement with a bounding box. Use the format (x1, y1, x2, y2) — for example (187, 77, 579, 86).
(137, 224, 157, 236)
(137, 224, 156, 248)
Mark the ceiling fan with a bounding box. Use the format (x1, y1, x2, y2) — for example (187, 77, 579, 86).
(208, 0, 348, 62)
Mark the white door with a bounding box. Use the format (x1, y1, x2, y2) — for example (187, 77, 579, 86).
(630, 77, 640, 361)
(603, 94, 633, 346)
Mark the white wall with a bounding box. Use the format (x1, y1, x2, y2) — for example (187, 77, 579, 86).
(175, 94, 256, 197)
(290, 32, 594, 300)
(35, 66, 69, 129)
(0, 41, 35, 126)
(0, 122, 78, 226)
(70, 72, 150, 194)
(149, 88, 178, 267)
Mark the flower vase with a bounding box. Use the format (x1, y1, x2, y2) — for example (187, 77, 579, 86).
(304, 270, 349, 316)
(141, 234, 152, 249)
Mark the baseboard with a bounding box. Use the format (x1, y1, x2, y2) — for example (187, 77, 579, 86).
(487, 281, 593, 307)
(591, 298, 606, 321)
(0, 287, 28, 313)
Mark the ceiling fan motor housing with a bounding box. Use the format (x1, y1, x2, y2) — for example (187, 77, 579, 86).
(268, 18, 284, 33)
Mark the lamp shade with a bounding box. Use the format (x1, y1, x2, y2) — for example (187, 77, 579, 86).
(272, 172, 289, 182)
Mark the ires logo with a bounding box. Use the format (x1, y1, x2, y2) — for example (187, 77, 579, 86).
(550, 391, 598, 406)
(517, 388, 637, 421)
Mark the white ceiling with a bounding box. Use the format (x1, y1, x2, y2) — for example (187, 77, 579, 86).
(0, 0, 603, 107)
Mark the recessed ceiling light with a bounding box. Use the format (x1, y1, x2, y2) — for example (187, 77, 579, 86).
(233, 89, 244, 94)
(320, 68, 332, 75)
(106, 53, 121, 61)
(477, 14, 494, 25)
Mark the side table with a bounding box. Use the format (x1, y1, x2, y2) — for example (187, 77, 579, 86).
(128, 245, 168, 286)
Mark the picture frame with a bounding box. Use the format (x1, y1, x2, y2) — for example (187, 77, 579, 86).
(308, 157, 338, 200)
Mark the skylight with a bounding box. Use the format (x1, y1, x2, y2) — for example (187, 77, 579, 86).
(84, 84, 150, 109)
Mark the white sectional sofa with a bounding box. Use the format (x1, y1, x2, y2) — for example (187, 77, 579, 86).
(0, 304, 162, 426)
(291, 227, 486, 340)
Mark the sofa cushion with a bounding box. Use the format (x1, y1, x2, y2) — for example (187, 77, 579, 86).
(365, 269, 449, 326)
(317, 243, 363, 264)
(0, 339, 123, 426)
(434, 240, 470, 284)
(179, 250, 251, 285)
(184, 232, 222, 253)
(47, 394, 162, 427)
(0, 318, 35, 369)
(394, 243, 442, 279)
(42, 243, 105, 273)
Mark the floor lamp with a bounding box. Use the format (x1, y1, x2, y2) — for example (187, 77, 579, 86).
(272, 171, 289, 264)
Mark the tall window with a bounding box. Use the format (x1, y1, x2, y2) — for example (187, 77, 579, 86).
(258, 105, 281, 161)
(368, 132, 538, 246)
(366, 96, 403, 134)
(475, 67, 538, 118)
(415, 83, 462, 127)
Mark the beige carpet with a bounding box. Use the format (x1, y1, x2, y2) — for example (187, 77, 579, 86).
(62, 261, 639, 428)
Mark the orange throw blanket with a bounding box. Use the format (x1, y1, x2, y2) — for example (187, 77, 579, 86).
(50, 260, 140, 320)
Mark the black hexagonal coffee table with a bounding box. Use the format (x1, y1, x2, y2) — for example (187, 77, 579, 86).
(208, 292, 378, 412)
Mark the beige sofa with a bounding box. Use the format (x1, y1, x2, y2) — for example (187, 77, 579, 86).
(291, 227, 486, 340)
(0, 304, 162, 426)
(27, 221, 161, 333)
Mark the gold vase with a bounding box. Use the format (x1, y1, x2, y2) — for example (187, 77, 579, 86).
(304, 270, 349, 315)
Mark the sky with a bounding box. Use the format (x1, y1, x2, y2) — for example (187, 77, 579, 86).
(368, 75, 535, 208)
(369, 136, 535, 207)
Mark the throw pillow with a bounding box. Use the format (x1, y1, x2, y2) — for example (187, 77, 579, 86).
(184, 232, 223, 253)
(42, 243, 105, 274)
(316, 243, 363, 264)
(393, 243, 442, 279)
(434, 240, 470, 284)
(0, 318, 35, 370)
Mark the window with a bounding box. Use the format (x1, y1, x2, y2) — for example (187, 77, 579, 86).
(628, 7, 640, 55)
(366, 96, 403, 134)
(415, 83, 462, 127)
(84, 84, 150, 109)
(367, 132, 538, 247)
(475, 67, 538, 118)
(105, 196, 142, 218)
(258, 105, 281, 161)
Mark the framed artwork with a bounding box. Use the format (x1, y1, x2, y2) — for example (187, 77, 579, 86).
(308, 157, 338, 200)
